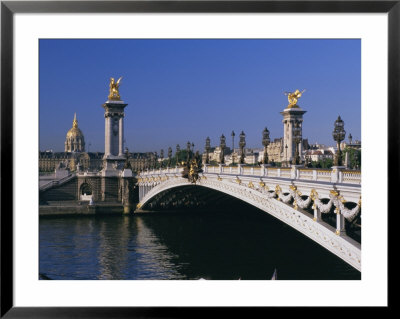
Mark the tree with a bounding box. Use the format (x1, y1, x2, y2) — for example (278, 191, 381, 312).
(342, 147, 361, 169)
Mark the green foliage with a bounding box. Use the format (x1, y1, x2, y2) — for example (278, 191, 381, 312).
(310, 158, 333, 169)
(342, 147, 361, 169)
(155, 150, 192, 168)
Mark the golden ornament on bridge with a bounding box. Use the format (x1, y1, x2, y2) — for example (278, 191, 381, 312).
(108, 76, 123, 100)
(284, 89, 305, 108)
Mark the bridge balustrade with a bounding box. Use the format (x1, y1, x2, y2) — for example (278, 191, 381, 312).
(267, 167, 278, 177)
(139, 165, 361, 185)
(298, 168, 314, 180)
(315, 170, 332, 182)
(342, 170, 361, 184)
(279, 168, 291, 178)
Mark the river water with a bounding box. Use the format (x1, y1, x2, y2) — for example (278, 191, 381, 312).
(39, 207, 361, 280)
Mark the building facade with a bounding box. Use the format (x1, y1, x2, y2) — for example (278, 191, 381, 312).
(64, 113, 85, 152)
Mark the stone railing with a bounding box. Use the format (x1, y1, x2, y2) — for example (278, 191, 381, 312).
(39, 173, 76, 191)
(139, 165, 361, 185)
(279, 168, 292, 178)
(76, 171, 100, 177)
(342, 170, 362, 184)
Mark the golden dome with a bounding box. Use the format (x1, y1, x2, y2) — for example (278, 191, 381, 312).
(66, 127, 84, 138)
(66, 113, 84, 138)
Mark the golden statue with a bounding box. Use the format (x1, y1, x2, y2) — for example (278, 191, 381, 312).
(284, 89, 305, 108)
(108, 77, 123, 100)
(188, 158, 199, 184)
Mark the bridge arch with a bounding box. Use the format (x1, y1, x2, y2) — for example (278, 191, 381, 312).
(80, 182, 92, 195)
(138, 176, 361, 271)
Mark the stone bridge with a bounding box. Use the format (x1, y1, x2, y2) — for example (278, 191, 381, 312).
(137, 164, 361, 271)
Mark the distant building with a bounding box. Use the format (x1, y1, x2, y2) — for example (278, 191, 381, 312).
(304, 149, 334, 162)
(39, 151, 103, 172)
(243, 148, 260, 165)
(341, 133, 361, 151)
(64, 113, 85, 152)
(209, 146, 232, 163)
(39, 150, 157, 173)
(40, 111, 158, 173)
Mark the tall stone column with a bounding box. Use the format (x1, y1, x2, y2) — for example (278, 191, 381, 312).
(119, 115, 124, 156)
(101, 77, 128, 176)
(288, 120, 293, 161)
(282, 120, 288, 163)
(102, 100, 128, 175)
(298, 122, 304, 160)
(103, 102, 127, 158)
(281, 107, 306, 165)
(104, 115, 110, 156)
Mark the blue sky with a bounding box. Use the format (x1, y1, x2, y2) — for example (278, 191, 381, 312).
(39, 39, 360, 153)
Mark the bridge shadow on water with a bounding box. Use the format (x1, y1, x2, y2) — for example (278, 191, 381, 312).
(137, 205, 361, 280)
(39, 188, 361, 280)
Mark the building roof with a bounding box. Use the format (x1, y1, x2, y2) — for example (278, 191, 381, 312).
(66, 113, 84, 138)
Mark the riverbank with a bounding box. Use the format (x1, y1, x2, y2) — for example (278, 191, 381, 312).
(39, 201, 125, 216)
(39, 202, 218, 216)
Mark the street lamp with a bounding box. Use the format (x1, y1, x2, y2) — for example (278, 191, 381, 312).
(262, 127, 270, 164)
(186, 141, 191, 163)
(292, 121, 302, 165)
(205, 137, 211, 164)
(231, 131, 235, 164)
(219, 134, 226, 164)
(167, 147, 172, 167)
(239, 131, 246, 164)
(176, 144, 180, 166)
(285, 144, 288, 167)
(153, 152, 158, 169)
(332, 116, 346, 166)
(160, 149, 164, 168)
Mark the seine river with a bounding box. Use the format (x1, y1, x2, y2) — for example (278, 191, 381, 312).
(39, 207, 361, 280)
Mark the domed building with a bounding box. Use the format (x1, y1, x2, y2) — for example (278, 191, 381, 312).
(65, 113, 85, 152)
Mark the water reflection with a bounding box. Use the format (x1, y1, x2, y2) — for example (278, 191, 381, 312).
(132, 218, 185, 279)
(39, 208, 361, 280)
(97, 216, 130, 279)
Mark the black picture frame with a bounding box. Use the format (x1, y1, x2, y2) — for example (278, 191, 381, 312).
(1, 0, 395, 317)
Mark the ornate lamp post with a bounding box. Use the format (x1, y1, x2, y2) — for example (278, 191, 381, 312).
(285, 144, 288, 167)
(239, 131, 246, 164)
(153, 152, 157, 169)
(205, 137, 211, 164)
(219, 134, 226, 164)
(167, 147, 172, 167)
(292, 121, 302, 165)
(262, 127, 270, 164)
(176, 144, 180, 166)
(332, 116, 346, 166)
(160, 149, 164, 168)
(231, 130, 235, 164)
(186, 141, 191, 163)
